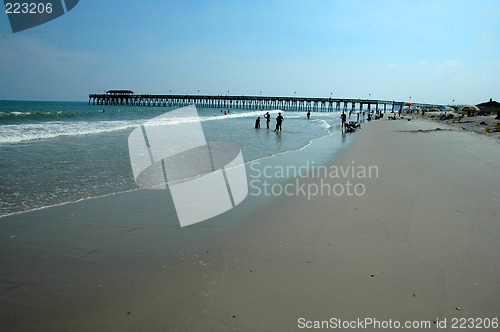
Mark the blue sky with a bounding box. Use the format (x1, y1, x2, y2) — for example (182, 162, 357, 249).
(0, 0, 499, 104)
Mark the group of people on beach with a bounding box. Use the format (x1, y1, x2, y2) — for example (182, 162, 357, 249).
(341, 110, 365, 133)
(251, 109, 381, 134)
(254, 109, 365, 133)
(255, 111, 284, 132)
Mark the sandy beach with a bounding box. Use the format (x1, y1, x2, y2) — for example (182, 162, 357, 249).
(425, 112, 500, 142)
(1, 117, 499, 331)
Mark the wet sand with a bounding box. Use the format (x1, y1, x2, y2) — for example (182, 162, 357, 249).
(1, 118, 499, 331)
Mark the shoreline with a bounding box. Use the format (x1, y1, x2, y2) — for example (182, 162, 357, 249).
(0, 110, 341, 218)
(1, 117, 499, 331)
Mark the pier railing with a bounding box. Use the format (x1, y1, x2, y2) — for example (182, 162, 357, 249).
(88, 93, 443, 112)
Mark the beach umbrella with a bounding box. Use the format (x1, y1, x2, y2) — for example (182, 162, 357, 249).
(460, 105, 480, 111)
(476, 99, 500, 109)
(476, 99, 500, 118)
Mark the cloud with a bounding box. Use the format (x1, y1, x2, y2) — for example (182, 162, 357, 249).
(0, 34, 107, 100)
(387, 63, 404, 69)
(0, 34, 104, 67)
(442, 60, 462, 67)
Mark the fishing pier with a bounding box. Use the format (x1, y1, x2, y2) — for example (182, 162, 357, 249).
(89, 90, 443, 112)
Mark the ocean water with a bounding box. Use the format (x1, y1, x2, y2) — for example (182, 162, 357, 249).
(0, 100, 345, 217)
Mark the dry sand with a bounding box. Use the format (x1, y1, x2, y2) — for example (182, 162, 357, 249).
(1, 118, 499, 331)
(425, 112, 500, 141)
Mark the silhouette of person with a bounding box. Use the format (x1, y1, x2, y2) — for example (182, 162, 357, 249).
(307, 110, 311, 119)
(274, 112, 283, 132)
(341, 112, 347, 131)
(264, 111, 271, 129)
(255, 116, 261, 129)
